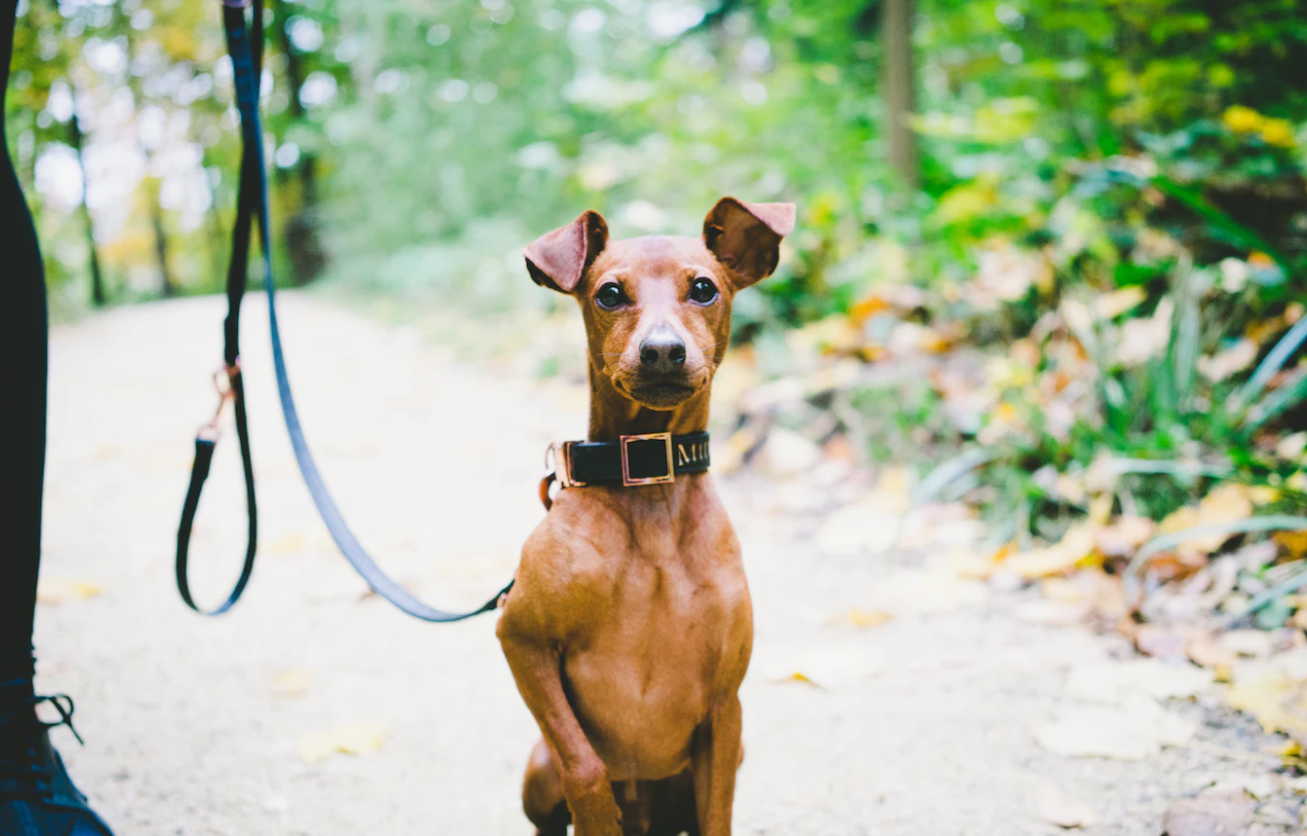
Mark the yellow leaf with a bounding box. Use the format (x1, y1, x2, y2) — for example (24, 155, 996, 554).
(828, 609, 893, 629)
(1222, 105, 1264, 134)
(1094, 286, 1146, 319)
(1157, 484, 1255, 559)
(1159, 505, 1201, 536)
(1004, 523, 1097, 579)
(1278, 530, 1307, 561)
(1227, 670, 1307, 736)
(1260, 118, 1296, 148)
(297, 723, 388, 765)
(271, 669, 312, 698)
(849, 294, 890, 325)
(783, 672, 820, 687)
(265, 532, 306, 555)
(296, 732, 335, 765)
(36, 578, 102, 605)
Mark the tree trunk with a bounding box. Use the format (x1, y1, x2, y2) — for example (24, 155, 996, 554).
(150, 187, 176, 297)
(68, 111, 106, 306)
(883, 0, 917, 188)
(274, 0, 327, 284)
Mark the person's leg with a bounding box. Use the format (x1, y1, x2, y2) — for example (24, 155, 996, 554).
(0, 3, 115, 832)
(0, 0, 47, 696)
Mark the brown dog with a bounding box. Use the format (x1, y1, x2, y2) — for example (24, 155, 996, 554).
(496, 197, 795, 836)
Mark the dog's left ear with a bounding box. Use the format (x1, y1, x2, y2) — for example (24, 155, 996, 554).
(703, 197, 796, 288)
(524, 210, 609, 295)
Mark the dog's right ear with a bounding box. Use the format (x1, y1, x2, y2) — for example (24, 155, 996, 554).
(523, 210, 609, 294)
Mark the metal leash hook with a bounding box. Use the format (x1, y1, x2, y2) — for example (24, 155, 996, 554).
(198, 360, 241, 442)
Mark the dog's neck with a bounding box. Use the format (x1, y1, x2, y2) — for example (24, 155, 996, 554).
(587, 365, 711, 442)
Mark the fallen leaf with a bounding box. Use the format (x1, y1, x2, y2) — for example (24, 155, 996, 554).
(1134, 625, 1189, 661)
(849, 293, 891, 325)
(815, 505, 902, 557)
(1004, 523, 1098, 579)
(1037, 784, 1097, 829)
(870, 467, 913, 514)
(1161, 790, 1254, 836)
(1116, 298, 1173, 366)
(1197, 339, 1257, 383)
(712, 426, 763, 475)
(1206, 773, 1278, 800)
(756, 428, 822, 478)
(1156, 485, 1255, 562)
(1014, 599, 1091, 625)
(297, 723, 388, 765)
(36, 578, 102, 605)
(1039, 577, 1084, 603)
(265, 532, 306, 555)
(1275, 529, 1307, 562)
(1201, 483, 1256, 518)
(1187, 634, 1239, 671)
(949, 543, 1015, 580)
(761, 644, 886, 689)
(1095, 286, 1147, 319)
(271, 669, 312, 698)
(1220, 629, 1274, 658)
(875, 569, 988, 613)
(1066, 659, 1214, 703)
(827, 608, 893, 629)
(1034, 699, 1195, 760)
(1226, 667, 1307, 736)
(1095, 515, 1155, 558)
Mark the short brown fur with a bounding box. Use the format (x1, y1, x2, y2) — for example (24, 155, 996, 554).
(498, 198, 794, 835)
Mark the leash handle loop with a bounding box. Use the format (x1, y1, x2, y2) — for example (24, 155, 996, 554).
(176, 0, 511, 622)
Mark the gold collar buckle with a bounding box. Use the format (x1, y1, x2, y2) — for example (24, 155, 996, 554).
(620, 432, 675, 487)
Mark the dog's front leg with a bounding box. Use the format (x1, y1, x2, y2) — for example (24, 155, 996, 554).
(692, 694, 743, 836)
(499, 633, 623, 836)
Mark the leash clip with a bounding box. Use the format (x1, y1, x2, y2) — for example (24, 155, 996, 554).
(539, 441, 583, 510)
(199, 359, 241, 441)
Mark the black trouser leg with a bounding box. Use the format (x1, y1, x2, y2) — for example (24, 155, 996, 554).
(0, 0, 49, 689)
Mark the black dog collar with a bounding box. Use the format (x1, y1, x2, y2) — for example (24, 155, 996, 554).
(549, 431, 710, 489)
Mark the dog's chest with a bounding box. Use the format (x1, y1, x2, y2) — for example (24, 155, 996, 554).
(560, 528, 750, 779)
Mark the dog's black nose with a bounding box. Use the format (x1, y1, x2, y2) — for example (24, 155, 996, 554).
(639, 325, 687, 374)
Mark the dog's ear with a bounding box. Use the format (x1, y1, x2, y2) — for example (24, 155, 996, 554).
(524, 210, 609, 294)
(703, 198, 796, 288)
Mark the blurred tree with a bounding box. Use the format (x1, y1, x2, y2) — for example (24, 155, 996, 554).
(66, 103, 104, 307)
(272, 0, 325, 285)
(882, 0, 916, 187)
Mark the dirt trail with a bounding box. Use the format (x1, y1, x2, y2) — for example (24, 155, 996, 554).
(33, 295, 1295, 835)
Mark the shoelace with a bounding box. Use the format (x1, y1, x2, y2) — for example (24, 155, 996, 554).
(0, 692, 83, 800)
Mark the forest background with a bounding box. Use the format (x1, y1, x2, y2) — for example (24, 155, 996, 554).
(10, 0, 1307, 644)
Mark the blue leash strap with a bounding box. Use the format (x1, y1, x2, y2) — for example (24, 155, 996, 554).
(176, 0, 512, 622)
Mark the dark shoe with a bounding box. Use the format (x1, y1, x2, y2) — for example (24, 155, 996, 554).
(0, 682, 115, 836)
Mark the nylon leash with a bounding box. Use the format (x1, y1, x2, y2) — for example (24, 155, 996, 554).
(176, 0, 512, 622)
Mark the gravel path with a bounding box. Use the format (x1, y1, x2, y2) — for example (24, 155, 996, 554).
(33, 295, 1295, 835)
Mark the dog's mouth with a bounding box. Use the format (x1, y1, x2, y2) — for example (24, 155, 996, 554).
(626, 379, 699, 409)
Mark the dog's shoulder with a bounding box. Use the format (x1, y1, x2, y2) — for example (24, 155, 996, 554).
(499, 494, 628, 643)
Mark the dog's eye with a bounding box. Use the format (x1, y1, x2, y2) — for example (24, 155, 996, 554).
(689, 278, 719, 305)
(595, 282, 627, 310)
